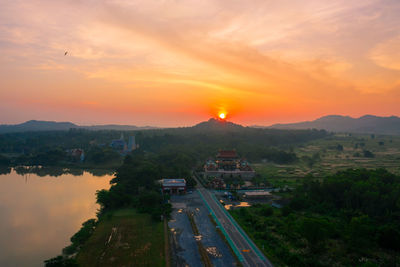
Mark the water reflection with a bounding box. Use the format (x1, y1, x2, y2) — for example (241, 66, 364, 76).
(0, 169, 113, 267)
(0, 166, 11, 175)
(13, 166, 114, 177)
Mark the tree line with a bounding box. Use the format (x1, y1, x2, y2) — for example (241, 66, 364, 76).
(0, 127, 328, 168)
(231, 168, 400, 266)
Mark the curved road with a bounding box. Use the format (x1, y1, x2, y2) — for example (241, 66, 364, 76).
(196, 179, 274, 267)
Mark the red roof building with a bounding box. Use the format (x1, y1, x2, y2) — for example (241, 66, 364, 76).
(204, 150, 255, 180)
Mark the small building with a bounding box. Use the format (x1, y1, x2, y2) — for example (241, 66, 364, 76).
(110, 133, 137, 154)
(162, 179, 187, 194)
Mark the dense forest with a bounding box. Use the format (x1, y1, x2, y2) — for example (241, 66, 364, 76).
(0, 123, 328, 168)
(96, 150, 197, 219)
(231, 169, 400, 266)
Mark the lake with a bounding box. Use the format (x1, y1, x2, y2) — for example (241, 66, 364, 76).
(0, 168, 113, 267)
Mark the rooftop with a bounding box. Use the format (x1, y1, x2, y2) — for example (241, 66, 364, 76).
(162, 179, 186, 187)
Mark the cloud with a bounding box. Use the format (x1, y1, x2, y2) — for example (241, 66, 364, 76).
(86, 1, 362, 98)
(370, 35, 400, 71)
(1, 0, 400, 125)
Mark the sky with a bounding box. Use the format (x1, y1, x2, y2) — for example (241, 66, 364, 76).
(1, 0, 400, 127)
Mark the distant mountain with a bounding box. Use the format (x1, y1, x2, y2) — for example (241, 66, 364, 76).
(0, 120, 157, 133)
(270, 115, 400, 135)
(83, 125, 156, 131)
(192, 118, 244, 131)
(0, 120, 79, 133)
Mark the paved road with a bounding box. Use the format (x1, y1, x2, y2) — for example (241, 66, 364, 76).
(196, 181, 274, 267)
(169, 193, 237, 267)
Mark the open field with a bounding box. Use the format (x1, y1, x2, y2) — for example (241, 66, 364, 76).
(254, 134, 400, 188)
(76, 209, 165, 267)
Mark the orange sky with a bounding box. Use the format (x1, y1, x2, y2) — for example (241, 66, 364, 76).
(1, 0, 400, 126)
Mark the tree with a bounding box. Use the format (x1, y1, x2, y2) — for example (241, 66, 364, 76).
(299, 217, 329, 251)
(44, 256, 78, 267)
(378, 225, 400, 251)
(0, 154, 10, 165)
(186, 176, 197, 188)
(258, 205, 273, 217)
(348, 215, 374, 250)
(96, 189, 112, 210)
(363, 150, 375, 158)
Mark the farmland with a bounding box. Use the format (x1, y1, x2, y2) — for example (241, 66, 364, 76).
(76, 209, 165, 267)
(253, 134, 400, 188)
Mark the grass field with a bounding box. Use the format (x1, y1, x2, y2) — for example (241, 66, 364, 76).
(76, 209, 165, 267)
(254, 133, 400, 188)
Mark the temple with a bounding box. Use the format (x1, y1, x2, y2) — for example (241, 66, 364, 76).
(204, 150, 255, 179)
(110, 133, 137, 154)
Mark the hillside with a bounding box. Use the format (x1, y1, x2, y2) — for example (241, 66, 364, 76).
(0, 120, 78, 133)
(0, 120, 157, 133)
(191, 118, 244, 131)
(270, 115, 400, 135)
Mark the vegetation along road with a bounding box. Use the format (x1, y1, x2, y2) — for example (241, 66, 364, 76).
(196, 178, 273, 267)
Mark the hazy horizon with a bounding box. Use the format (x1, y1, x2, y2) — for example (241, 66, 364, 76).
(1, 113, 400, 128)
(1, 0, 400, 127)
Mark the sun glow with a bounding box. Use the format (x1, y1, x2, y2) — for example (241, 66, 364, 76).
(219, 113, 226, 119)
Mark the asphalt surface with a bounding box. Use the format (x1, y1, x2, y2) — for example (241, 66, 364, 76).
(168, 198, 202, 267)
(196, 182, 274, 267)
(169, 192, 236, 267)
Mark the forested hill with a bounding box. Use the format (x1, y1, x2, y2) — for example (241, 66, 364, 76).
(191, 118, 244, 131)
(269, 115, 400, 135)
(0, 120, 78, 133)
(115, 120, 328, 163)
(0, 119, 328, 167)
(0, 120, 156, 133)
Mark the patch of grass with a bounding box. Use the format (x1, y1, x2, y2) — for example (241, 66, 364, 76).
(76, 209, 165, 267)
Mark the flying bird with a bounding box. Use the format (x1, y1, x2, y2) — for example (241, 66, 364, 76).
(64, 51, 68, 56)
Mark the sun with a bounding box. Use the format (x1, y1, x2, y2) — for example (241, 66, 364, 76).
(219, 113, 226, 119)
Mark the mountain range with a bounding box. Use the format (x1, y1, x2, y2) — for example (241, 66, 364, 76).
(1, 115, 400, 135)
(0, 120, 157, 133)
(270, 115, 400, 135)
